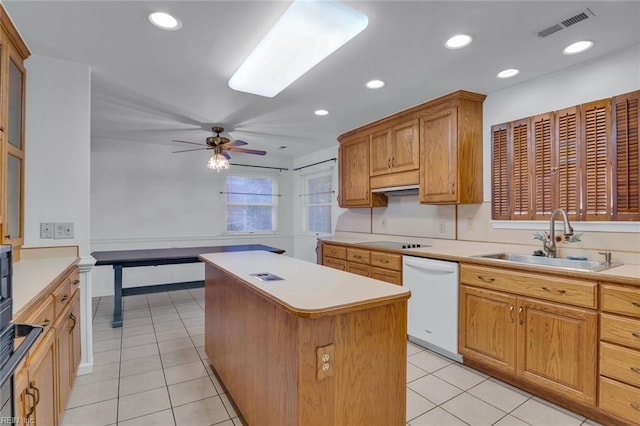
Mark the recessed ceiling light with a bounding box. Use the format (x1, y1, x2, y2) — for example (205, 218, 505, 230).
(445, 34, 472, 49)
(314, 109, 329, 116)
(497, 68, 520, 79)
(148, 12, 181, 30)
(563, 40, 593, 55)
(366, 79, 385, 89)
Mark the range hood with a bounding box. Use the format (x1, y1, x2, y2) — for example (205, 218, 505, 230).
(371, 184, 419, 196)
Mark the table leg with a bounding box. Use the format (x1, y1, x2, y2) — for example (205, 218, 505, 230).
(112, 264, 123, 328)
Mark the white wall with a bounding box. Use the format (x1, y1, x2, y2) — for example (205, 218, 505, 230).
(24, 55, 91, 256)
(317, 46, 640, 264)
(91, 137, 294, 295)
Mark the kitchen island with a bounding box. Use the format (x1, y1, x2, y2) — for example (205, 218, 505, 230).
(200, 251, 410, 425)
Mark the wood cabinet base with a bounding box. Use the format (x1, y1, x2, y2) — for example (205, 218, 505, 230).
(204, 265, 407, 425)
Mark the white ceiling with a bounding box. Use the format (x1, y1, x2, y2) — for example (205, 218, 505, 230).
(4, 1, 640, 161)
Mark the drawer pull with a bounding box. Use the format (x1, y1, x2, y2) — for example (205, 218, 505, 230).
(631, 402, 640, 412)
(380, 259, 389, 264)
(478, 275, 495, 283)
(633, 301, 640, 308)
(72, 279, 80, 286)
(69, 313, 77, 332)
(60, 295, 69, 302)
(42, 319, 51, 327)
(353, 255, 362, 259)
(633, 332, 640, 339)
(631, 367, 640, 374)
(509, 305, 514, 323)
(518, 307, 524, 325)
(542, 286, 566, 295)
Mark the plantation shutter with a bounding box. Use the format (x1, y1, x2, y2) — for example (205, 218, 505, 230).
(555, 107, 581, 220)
(582, 99, 611, 220)
(532, 113, 554, 219)
(510, 119, 531, 219)
(491, 124, 509, 219)
(612, 90, 640, 220)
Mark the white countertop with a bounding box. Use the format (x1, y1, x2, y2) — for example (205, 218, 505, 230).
(199, 251, 410, 316)
(13, 247, 79, 316)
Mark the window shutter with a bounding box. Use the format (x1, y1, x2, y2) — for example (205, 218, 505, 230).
(612, 90, 640, 220)
(491, 124, 509, 219)
(532, 113, 554, 219)
(510, 119, 531, 219)
(555, 107, 581, 220)
(581, 99, 611, 220)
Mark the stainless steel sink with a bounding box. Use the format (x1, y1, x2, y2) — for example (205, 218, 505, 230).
(472, 252, 619, 272)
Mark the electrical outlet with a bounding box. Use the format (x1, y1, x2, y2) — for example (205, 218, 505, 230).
(466, 217, 474, 230)
(40, 222, 54, 239)
(54, 222, 74, 239)
(316, 343, 335, 380)
(438, 220, 447, 233)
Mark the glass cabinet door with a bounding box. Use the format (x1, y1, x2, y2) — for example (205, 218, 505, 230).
(6, 153, 21, 239)
(8, 58, 23, 149)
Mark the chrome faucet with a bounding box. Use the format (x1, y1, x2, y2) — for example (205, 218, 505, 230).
(543, 208, 574, 258)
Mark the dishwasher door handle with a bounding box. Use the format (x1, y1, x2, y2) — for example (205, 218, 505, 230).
(404, 260, 457, 274)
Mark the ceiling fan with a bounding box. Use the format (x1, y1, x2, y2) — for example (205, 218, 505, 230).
(172, 126, 266, 170)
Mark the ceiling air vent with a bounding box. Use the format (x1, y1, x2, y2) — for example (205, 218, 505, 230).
(536, 8, 595, 38)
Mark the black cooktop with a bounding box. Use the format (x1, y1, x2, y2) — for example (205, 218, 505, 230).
(356, 241, 429, 250)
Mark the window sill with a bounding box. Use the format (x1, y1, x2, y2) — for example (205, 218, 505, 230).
(492, 220, 640, 233)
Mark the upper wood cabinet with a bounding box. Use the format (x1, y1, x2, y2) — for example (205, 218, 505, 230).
(0, 5, 29, 260)
(491, 90, 639, 221)
(419, 92, 485, 204)
(338, 134, 387, 208)
(338, 90, 485, 207)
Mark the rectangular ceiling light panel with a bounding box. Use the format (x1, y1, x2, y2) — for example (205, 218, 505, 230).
(228, 0, 368, 97)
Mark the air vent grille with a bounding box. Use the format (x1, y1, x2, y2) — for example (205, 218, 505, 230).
(536, 8, 595, 38)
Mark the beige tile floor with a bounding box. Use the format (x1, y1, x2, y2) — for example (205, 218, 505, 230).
(61, 289, 603, 426)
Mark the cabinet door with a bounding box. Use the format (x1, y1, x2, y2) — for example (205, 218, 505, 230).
(391, 119, 420, 173)
(517, 298, 597, 405)
(459, 285, 517, 375)
(340, 135, 373, 207)
(370, 129, 392, 176)
(70, 291, 81, 379)
(420, 107, 458, 203)
(29, 331, 57, 426)
(14, 366, 31, 423)
(54, 305, 71, 420)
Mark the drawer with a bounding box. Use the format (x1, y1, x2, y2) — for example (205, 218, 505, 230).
(323, 244, 346, 260)
(599, 376, 640, 424)
(370, 251, 402, 271)
(53, 279, 71, 317)
(26, 295, 55, 335)
(601, 313, 640, 350)
(370, 267, 402, 285)
(347, 262, 370, 277)
(460, 264, 596, 308)
(324, 257, 346, 271)
(600, 342, 640, 387)
(601, 284, 640, 318)
(347, 248, 370, 265)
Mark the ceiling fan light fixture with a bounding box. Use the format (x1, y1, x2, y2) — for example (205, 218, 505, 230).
(228, 0, 368, 97)
(148, 12, 182, 30)
(207, 152, 230, 172)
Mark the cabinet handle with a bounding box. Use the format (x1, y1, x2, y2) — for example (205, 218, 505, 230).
(509, 305, 514, 323)
(631, 367, 640, 374)
(518, 307, 524, 325)
(42, 319, 51, 327)
(380, 259, 389, 264)
(25, 387, 36, 418)
(70, 313, 77, 332)
(353, 255, 362, 259)
(632, 332, 640, 339)
(72, 279, 80, 285)
(631, 402, 640, 412)
(392, 157, 395, 167)
(541, 286, 567, 295)
(477, 275, 495, 283)
(61, 294, 69, 302)
(30, 382, 40, 406)
(388, 158, 391, 169)
(632, 301, 640, 308)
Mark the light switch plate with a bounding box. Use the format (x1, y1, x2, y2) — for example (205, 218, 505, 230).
(54, 222, 74, 239)
(40, 222, 54, 239)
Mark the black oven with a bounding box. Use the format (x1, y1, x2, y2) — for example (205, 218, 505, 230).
(0, 245, 43, 419)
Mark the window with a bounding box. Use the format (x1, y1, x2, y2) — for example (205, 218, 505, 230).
(224, 174, 278, 233)
(302, 170, 333, 234)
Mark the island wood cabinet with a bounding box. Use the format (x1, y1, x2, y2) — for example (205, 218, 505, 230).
(321, 242, 402, 285)
(14, 266, 81, 425)
(419, 93, 485, 204)
(459, 264, 597, 406)
(598, 283, 640, 424)
(0, 4, 30, 260)
(338, 134, 387, 208)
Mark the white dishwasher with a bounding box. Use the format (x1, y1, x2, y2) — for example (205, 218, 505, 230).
(402, 256, 461, 362)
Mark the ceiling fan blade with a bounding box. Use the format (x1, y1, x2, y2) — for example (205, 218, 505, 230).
(172, 139, 205, 146)
(226, 147, 267, 155)
(227, 139, 248, 147)
(173, 147, 210, 153)
(223, 151, 231, 160)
